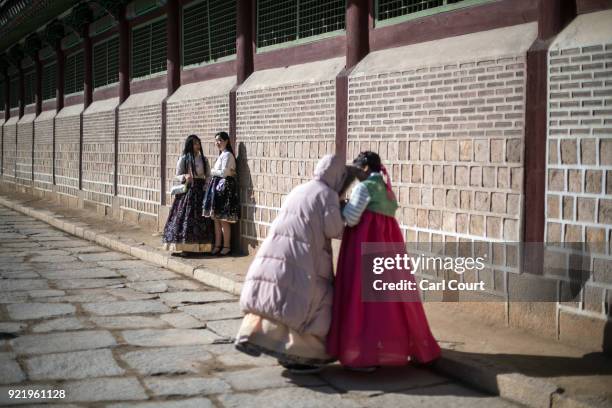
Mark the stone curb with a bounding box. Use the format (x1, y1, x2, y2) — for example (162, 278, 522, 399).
(0, 196, 243, 296)
(0, 195, 594, 408)
(434, 351, 566, 408)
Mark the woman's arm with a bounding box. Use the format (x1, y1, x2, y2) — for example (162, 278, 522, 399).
(175, 155, 189, 182)
(204, 156, 210, 178)
(323, 197, 344, 239)
(342, 183, 371, 227)
(210, 152, 236, 177)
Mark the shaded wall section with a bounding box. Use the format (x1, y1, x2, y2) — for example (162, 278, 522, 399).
(1, 116, 18, 182)
(55, 104, 83, 198)
(545, 9, 612, 350)
(16, 113, 35, 185)
(82, 98, 118, 208)
(33, 110, 55, 193)
(117, 89, 165, 218)
(165, 76, 234, 206)
(236, 57, 343, 251)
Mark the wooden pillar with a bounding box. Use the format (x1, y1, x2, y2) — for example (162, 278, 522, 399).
(230, 0, 255, 143)
(78, 25, 92, 192)
(523, 0, 575, 244)
(336, 0, 370, 161)
(2, 71, 8, 121)
(161, 0, 181, 207)
(236, 0, 254, 86)
(115, 5, 129, 198)
(18, 65, 25, 118)
(35, 56, 42, 115)
(55, 43, 64, 113)
(118, 7, 130, 104)
(2, 69, 8, 177)
(166, 0, 180, 95)
(231, 0, 256, 254)
(83, 25, 93, 109)
(346, 0, 370, 70)
(539, 0, 564, 40)
(34, 55, 40, 182)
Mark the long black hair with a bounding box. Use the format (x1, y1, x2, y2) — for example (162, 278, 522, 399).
(182, 134, 202, 174)
(352, 151, 382, 173)
(215, 131, 235, 157)
(183, 134, 201, 156)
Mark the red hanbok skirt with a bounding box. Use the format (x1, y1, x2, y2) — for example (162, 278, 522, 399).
(326, 210, 441, 367)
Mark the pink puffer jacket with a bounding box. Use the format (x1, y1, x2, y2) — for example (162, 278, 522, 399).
(239, 155, 346, 337)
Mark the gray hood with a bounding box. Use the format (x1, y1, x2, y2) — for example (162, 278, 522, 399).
(314, 154, 346, 193)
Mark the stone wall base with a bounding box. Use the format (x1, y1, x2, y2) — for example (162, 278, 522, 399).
(53, 187, 83, 210)
(32, 188, 54, 200)
(0, 177, 16, 193)
(444, 301, 611, 354)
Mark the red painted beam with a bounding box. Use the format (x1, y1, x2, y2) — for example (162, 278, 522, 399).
(83, 25, 93, 109)
(118, 7, 130, 104)
(236, 0, 254, 86)
(18, 65, 24, 118)
(347, 0, 369, 70)
(166, 0, 180, 95)
(523, 0, 577, 245)
(337, 0, 370, 162)
(55, 44, 64, 113)
(232, 0, 255, 145)
(35, 55, 42, 115)
(3, 71, 9, 122)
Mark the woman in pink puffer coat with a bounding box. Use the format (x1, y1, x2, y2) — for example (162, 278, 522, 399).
(235, 154, 347, 373)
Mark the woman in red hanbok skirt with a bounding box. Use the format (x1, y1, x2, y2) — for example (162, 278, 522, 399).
(327, 151, 441, 369)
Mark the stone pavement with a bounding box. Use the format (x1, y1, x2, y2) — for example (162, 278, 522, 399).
(0, 206, 519, 407)
(1, 193, 612, 408)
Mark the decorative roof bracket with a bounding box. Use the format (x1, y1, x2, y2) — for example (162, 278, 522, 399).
(23, 33, 42, 60)
(41, 19, 66, 49)
(64, 2, 95, 36)
(92, 0, 129, 20)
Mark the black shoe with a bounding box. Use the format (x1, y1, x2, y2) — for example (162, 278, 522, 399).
(344, 365, 378, 373)
(235, 341, 261, 357)
(281, 363, 322, 375)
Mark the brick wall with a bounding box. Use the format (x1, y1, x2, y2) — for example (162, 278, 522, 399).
(348, 25, 535, 249)
(547, 45, 612, 246)
(83, 98, 118, 207)
(117, 89, 166, 216)
(545, 10, 612, 340)
(236, 58, 343, 251)
(1, 117, 18, 181)
(348, 55, 526, 240)
(348, 24, 536, 298)
(55, 105, 83, 198)
(165, 77, 234, 205)
(16, 114, 35, 185)
(33, 111, 55, 192)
